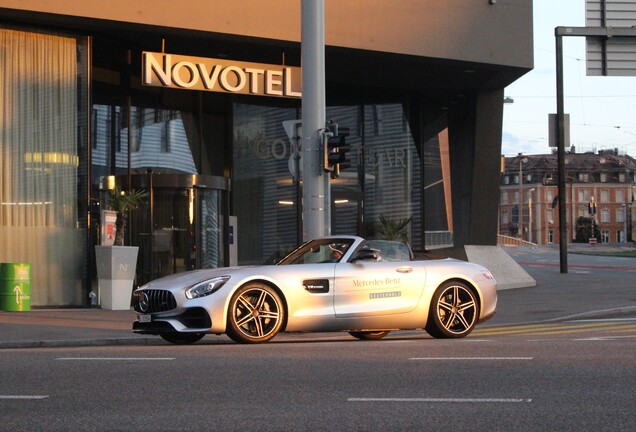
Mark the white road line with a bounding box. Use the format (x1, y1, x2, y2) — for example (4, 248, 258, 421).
(349, 398, 532, 403)
(0, 395, 49, 400)
(55, 358, 175, 361)
(409, 357, 533, 361)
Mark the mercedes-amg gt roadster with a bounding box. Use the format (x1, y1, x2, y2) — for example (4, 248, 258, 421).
(132, 236, 497, 344)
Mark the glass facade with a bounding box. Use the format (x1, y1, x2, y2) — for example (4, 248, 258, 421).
(0, 27, 451, 305)
(91, 101, 229, 286)
(232, 103, 425, 265)
(0, 28, 89, 305)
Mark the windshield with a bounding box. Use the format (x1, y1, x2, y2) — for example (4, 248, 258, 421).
(277, 238, 355, 265)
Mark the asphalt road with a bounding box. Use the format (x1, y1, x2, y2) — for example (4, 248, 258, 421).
(2, 321, 635, 432)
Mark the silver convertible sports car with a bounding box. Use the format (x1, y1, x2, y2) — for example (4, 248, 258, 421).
(132, 236, 497, 344)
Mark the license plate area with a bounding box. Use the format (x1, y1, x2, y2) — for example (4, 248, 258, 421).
(138, 314, 152, 323)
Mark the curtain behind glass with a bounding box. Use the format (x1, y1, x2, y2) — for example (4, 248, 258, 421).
(0, 29, 84, 305)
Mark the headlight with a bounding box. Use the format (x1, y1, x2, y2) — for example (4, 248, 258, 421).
(185, 276, 230, 299)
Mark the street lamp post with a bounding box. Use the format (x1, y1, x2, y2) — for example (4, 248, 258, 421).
(518, 154, 528, 240)
(622, 203, 627, 243)
(528, 188, 536, 243)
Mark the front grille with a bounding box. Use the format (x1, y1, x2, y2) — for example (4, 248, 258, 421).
(134, 290, 177, 313)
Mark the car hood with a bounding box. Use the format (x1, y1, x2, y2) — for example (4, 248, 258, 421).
(138, 266, 264, 290)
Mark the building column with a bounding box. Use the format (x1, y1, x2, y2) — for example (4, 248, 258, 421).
(447, 89, 504, 246)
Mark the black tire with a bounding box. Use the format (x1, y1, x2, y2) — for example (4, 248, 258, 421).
(349, 331, 390, 341)
(226, 283, 284, 344)
(425, 281, 479, 339)
(160, 332, 205, 345)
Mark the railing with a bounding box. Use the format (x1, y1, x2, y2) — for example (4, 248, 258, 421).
(422, 232, 536, 248)
(497, 234, 536, 246)
(424, 231, 453, 249)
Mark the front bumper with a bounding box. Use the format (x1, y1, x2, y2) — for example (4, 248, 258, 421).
(132, 307, 212, 335)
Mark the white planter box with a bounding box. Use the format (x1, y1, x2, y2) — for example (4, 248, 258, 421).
(95, 246, 139, 310)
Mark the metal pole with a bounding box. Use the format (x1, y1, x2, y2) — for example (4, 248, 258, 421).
(301, 0, 329, 240)
(519, 157, 523, 239)
(623, 204, 627, 242)
(555, 31, 568, 273)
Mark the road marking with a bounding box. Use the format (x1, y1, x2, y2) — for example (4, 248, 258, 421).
(410, 357, 533, 361)
(516, 261, 636, 271)
(474, 321, 636, 337)
(348, 398, 532, 403)
(55, 358, 175, 361)
(0, 395, 49, 400)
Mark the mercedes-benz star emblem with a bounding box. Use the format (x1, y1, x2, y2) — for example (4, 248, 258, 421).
(139, 292, 150, 313)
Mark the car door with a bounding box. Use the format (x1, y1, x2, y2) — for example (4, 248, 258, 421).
(270, 262, 339, 331)
(333, 260, 425, 318)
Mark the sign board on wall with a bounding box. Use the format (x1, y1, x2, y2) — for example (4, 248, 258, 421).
(548, 113, 570, 148)
(100, 210, 117, 246)
(586, 0, 636, 76)
(142, 52, 302, 98)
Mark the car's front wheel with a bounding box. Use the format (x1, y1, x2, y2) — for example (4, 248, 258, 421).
(160, 332, 205, 345)
(426, 281, 478, 338)
(226, 283, 284, 344)
(349, 331, 390, 340)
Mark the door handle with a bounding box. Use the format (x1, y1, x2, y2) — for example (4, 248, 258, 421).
(396, 266, 413, 273)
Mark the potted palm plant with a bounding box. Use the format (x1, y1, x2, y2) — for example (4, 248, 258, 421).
(95, 187, 148, 310)
(377, 215, 412, 242)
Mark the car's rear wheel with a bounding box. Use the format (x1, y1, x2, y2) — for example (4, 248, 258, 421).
(160, 332, 205, 345)
(426, 281, 478, 338)
(349, 331, 390, 340)
(226, 283, 284, 344)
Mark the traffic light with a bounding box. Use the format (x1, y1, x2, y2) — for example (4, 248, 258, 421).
(323, 124, 350, 178)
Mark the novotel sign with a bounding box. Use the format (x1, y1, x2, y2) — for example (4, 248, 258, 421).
(142, 51, 302, 98)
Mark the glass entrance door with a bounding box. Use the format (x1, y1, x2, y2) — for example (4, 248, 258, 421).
(124, 174, 228, 286)
(152, 188, 195, 278)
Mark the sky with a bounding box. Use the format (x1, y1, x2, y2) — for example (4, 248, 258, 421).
(502, 0, 636, 157)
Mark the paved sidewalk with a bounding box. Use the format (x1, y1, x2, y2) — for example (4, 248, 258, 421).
(1, 244, 634, 349)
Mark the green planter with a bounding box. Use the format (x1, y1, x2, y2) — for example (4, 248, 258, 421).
(0, 262, 31, 312)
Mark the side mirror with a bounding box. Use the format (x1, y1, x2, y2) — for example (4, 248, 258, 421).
(352, 248, 380, 262)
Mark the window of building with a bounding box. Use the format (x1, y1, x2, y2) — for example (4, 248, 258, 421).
(601, 208, 610, 223)
(546, 188, 553, 202)
(600, 173, 607, 183)
(548, 229, 554, 243)
(547, 209, 554, 223)
(578, 189, 590, 202)
(502, 209, 509, 224)
(601, 230, 610, 243)
(617, 207, 625, 223)
(503, 175, 510, 185)
(619, 173, 626, 183)
(232, 103, 425, 264)
(502, 191, 508, 204)
(514, 191, 519, 204)
(0, 28, 89, 306)
(92, 105, 196, 174)
(617, 189, 625, 203)
(600, 189, 609, 203)
(578, 173, 589, 182)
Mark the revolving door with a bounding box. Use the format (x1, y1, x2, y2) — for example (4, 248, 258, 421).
(123, 174, 230, 286)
